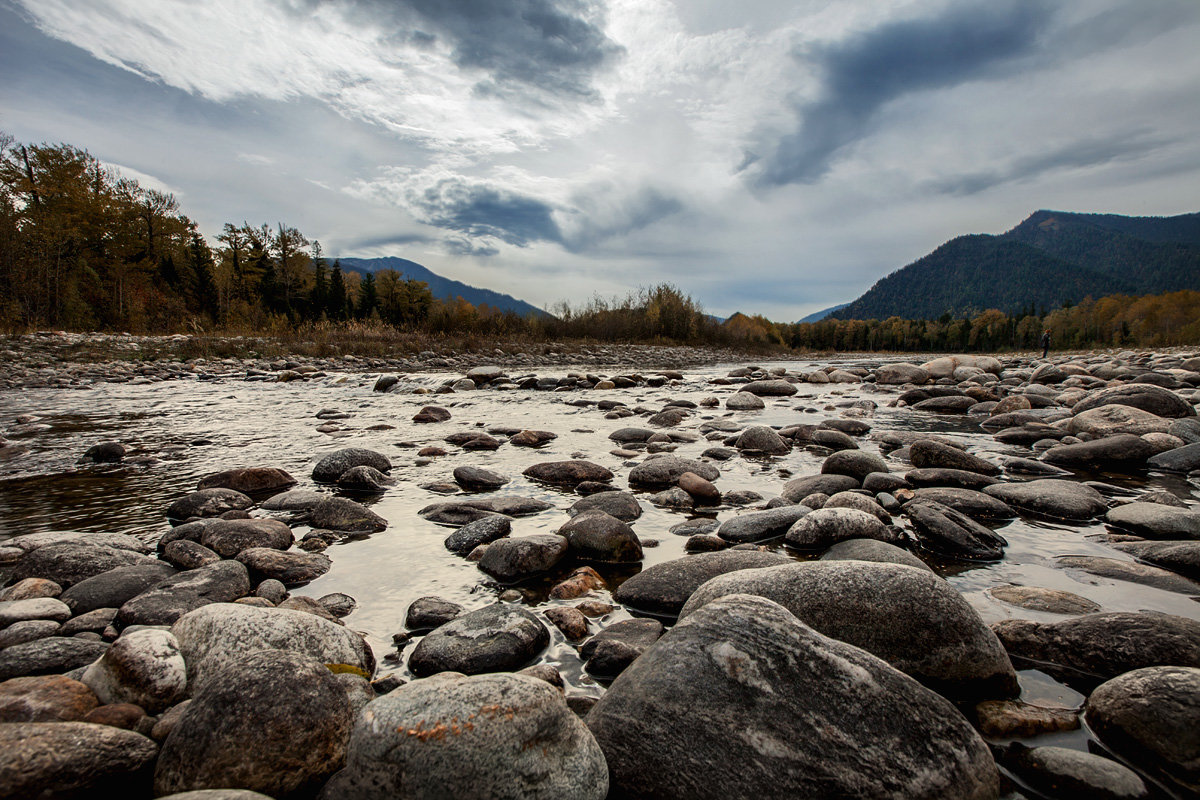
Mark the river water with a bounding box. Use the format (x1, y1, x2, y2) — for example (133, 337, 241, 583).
(2, 357, 1197, 768)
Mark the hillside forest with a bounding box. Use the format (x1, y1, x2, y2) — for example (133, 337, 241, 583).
(2, 133, 1199, 353)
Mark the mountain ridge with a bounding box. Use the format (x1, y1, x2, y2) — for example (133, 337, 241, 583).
(336, 256, 548, 318)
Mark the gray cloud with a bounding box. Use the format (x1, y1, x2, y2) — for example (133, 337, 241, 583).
(407, 177, 564, 248)
(754, 0, 1053, 187)
(928, 130, 1173, 196)
(562, 186, 683, 253)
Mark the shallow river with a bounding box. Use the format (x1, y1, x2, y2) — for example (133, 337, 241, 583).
(2, 356, 1197, 766)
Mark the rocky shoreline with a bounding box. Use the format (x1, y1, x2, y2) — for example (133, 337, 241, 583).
(2, 347, 1200, 798)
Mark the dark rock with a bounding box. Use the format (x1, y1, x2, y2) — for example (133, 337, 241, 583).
(586, 594, 1000, 800)
(154, 649, 353, 798)
(328, 673, 606, 799)
(1148, 443, 1200, 472)
(821, 450, 887, 482)
(83, 441, 126, 463)
(336, 465, 394, 492)
(509, 429, 557, 447)
(992, 612, 1200, 687)
(9, 542, 159, 589)
(780, 473, 859, 502)
(524, 460, 613, 487)
(677, 472, 720, 504)
(166, 488, 253, 522)
(1058, 554, 1200, 593)
(581, 618, 664, 679)
(903, 500, 1007, 561)
(421, 497, 552, 526)
(1112, 540, 1200, 581)
(820, 538, 932, 571)
(0, 722, 157, 798)
(862, 472, 911, 493)
(910, 440, 1001, 475)
(1072, 383, 1196, 418)
(412, 406, 451, 423)
(260, 489, 329, 512)
(443, 515, 511, 555)
(116, 560, 251, 629)
(453, 465, 509, 491)
(558, 511, 642, 563)
(983, 479, 1107, 521)
(1106, 502, 1200, 539)
(60, 562, 178, 615)
(681, 562, 1017, 701)
(0, 637, 110, 681)
(1085, 666, 1200, 797)
(408, 604, 549, 677)
(478, 534, 570, 581)
(0, 619, 61, 649)
(162, 540, 222, 570)
(905, 468, 999, 490)
(785, 507, 895, 550)
(998, 744, 1148, 800)
(310, 497, 387, 533)
(628, 456, 719, 488)
(236, 548, 331, 586)
(201, 518, 293, 558)
(911, 487, 1016, 520)
(311, 447, 391, 483)
(406, 598, 466, 633)
(734, 425, 791, 454)
(1042, 433, 1157, 468)
(811, 428, 858, 450)
(567, 491, 642, 522)
(724, 392, 765, 410)
(739, 379, 797, 396)
(544, 606, 589, 640)
(913, 395, 978, 413)
(716, 505, 810, 544)
(197, 467, 296, 496)
(0, 674, 98, 722)
(612, 550, 790, 617)
(648, 407, 691, 427)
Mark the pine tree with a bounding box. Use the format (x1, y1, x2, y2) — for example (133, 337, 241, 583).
(328, 260, 347, 320)
(357, 272, 378, 319)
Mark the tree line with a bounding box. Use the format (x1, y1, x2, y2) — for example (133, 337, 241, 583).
(3, 132, 1199, 352)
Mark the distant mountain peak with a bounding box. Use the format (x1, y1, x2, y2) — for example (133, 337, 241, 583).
(335, 256, 548, 318)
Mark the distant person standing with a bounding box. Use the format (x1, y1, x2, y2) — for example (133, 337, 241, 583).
(1041, 329, 1051, 359)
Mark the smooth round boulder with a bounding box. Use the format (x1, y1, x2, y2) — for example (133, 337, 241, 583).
(166, 488, 253, 522)
(1068, 404, 1172, 437)
(1148, 442, 1200, 472)
(557, 511, 643, 563)
(581, 618, 664, 679)
(819, 538, 932, 572)
(58, 562, 180, 616)
(876, 363, 930, 385)
(739, 379, 797, 396)
(309, 497, 387, 533)
(201, 518, 293, 558)
(0, 619, 62, 650)
(1112, 540, 1200, 581)
(8, 542, 159, 589)
(1084, 666, 1200, 797)
(911, 487, 1016, 520)
(1106, 502, 1200, 540)
(328, 673, 607, 800)
(725, 391, 766, 410)
(83, 441, 126, 463)
(443, 515, 511, 555)
(523, 460, 613, 487)
(1071, 383, 1196, 418)
(716, 505, 810, 544)
(781, 473, 860, 502)
(983, 479, 1107, 521)
(82, 628, 187, 713)
(734, 425, 791, 454)
(1042, 434, 1157, 468)
(821, 450, 888, 482)
(681, 562, 1017, 700)
(453, 465, 509, 491)
(785, 507, 894, 550)
(170, 603, 374, 691)
(116, 560, 251, 629)
(154, 649, 353, 798)
(0, 722, 157, 799)
(587, 594, 1000, 800)
(567, 491, 643, 522)
(311, 447, 391, 483)
(612, 550, 790, 617)
(407, 604, 549, 677)
(236, 548, 331, 586)
(479, 534, 570, 581)
(998, 744, 1148, 800)
(405, 597, 464, 631)
(197, 467, 297, 496)
(628, 456, 719, 488)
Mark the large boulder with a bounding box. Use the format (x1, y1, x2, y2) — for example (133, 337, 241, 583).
(586, 594, 1000, 799)
(725, 392, 765, 410)
(567, 491, 643, 522)
(478, 534, 570, 582)
(201, 518, 294, 558)
(7, 541, 159, 589)
(902, 500, 1007, 561)
(311, 448, 391, 482)
(983, 479, 1107, 521)
(992, 612, 1200, 687)
(1106, 503, 1200, 540)
(910, 488, 1016, 520)
(717, 506, 810, 544)
(785, 507, 895, 551)
(0, 722, 157, 798)
(628, 456, 719, 488)
(166, 488, 253, 522)
(82, 628, 187, 713)
(557, 512, 642, 563)
(1148, 442, 1200, 472)
(611, 550, 789, 617)
(155, 649, 353, 798)
(1084, 666, 1200, 797)
(326, 673, 607, 799)
(116, 560, 251, 628)
(59, 562, 177, 615)
(910, 440, 1000, 476)
(821, 450, 888, 481)
(1042, 434, 1156, 468)
(198, 467, 297, 496)
(170, 603, 374, 691)
(819, 538, 932, 572)
(580, 619, 664, 679)
(407, 604, 548, 677)
(680, 562, 1017, 701)
(1067, 405, 1172, 437)
(1071, 383, 1196, 418)
(876, 363, 930, 385)
(523, 460, 613, 487)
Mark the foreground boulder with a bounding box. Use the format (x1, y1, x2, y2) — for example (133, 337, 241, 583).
(992, 612, 1200, 687)
(155, 649, 353, 798)
(586, 594, 999, 799)
(407, 604, 548, 677)
(613, 550, 790, 617)
(558, 511, 643, 563)
(116, 560, 251, 629)
(478, 534, 569, 582)
(680, 562, 1017, 701)
(1071, 383, 1196, 418)
(171, 603, 374, 691)
(324, 673, 607, 800)
(0, 722, 158, 799)
(8, 541, 159, 589)
(982, 479, 1107, 521)
(82, 628, 187, 713)
(523, 460, 613, 487)
(903, 499, 1007, 560)
(628, 456, 719, 488)
(1106, 502, 1200, 540)
(1084, 666, 1200, 797)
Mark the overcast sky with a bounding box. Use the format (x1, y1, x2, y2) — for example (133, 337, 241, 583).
(3, 0, 1198, 320)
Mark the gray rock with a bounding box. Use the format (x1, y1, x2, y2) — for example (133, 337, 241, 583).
(408, 604, 548, 677)
(1042, 434, 1156, 468)
(2, 531, 151, 556)
(983, 479, 1107, 521)
(0, 619, 61, 650)
(1106, 502, 1200, 539)
(328, 673, 607, 800)
(998, 744, 1148, 800)
(812, 428, 858, 450)
(628, 456, 719, 488)
(260, 489, 329, 512)
(910, 440, 1001, 475)
(567, 491, 643, 522)
(8, 541, 159, 589)
(608, 427, 654, 443)
(162, 540, 222, 570)
(1169, 417, 1200, 444)
(82, 628, 187, 713)
(876, 362, 930, 384)
(613, 550, 790, 617)
(913, 395, 978, 413)
(0, 637, 110, 681)
(166, 488, 253, 521)
(0, 722, 157, 798)
(911, 487, 1016, 520)
(903, 500, 1007, 561)
(992, 612, 1200, 686)
(154, 649, 353, 798)
(83, 441, 126, 463)
(236, 548, 332, 586)
(117, 560, 251, 629)
(201, 518, 294, 558)
(311, 447, 392, 482)
(310, 497, 387, 533)
(1085, 666, 1200, 797)
(479, 534, 570, 581)
(734, 425, 791, 454)
(581, 619, 664, 679)
(862, 471, 911, 493)
(405, 597, 464, 631)
(780, 473, 860, 502)
(586, 594, 1000, 800)
(785, 507, 895, 550)
(558, 511, 643, 563)
(523, 460, 613, 487)
(1057, 555, 1200, 594)
(725, 392, 766, 410)
(717, 505, 810, 544)
(905, 468, 998, 490)
(1112, 540, 1200, 581)
(821, 449, 888, 481)
(1072, 383, 1196, 418)
(681, 562, 1017, 701)
(998, 456, 1073, 476)
(453, 465, 509, 491)
(1068, 404, 1172, 437)
(197, 467, 297, 496)
(823, 490, 892, 523)
(987, 586, 1100, 615)
(171, 603, 374, 692)
(337, 465, 395, 492)
(648, 407, 690, 427)
(0, 597, 71, 627)
(819, 538, 932, 571)
(420, 497, 553, 526)
(739, 379, 798, 396)
(443, 515, 511, 555)
(1148, 442, 1200, 472)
